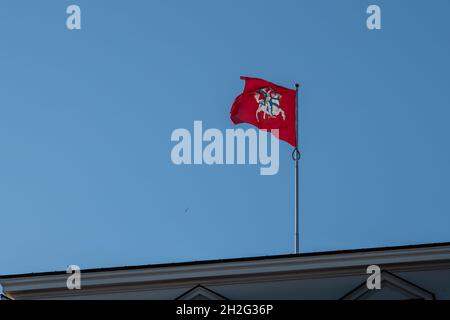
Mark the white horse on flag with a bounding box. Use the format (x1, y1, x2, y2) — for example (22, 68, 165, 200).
(254, 87, 286, 122)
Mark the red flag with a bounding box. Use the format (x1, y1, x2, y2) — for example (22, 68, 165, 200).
(230, 76, 297, 147)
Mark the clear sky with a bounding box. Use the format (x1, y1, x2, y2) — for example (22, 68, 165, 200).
(1, 0, 450, 275)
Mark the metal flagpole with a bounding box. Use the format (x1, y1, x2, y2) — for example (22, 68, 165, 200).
(293, 83, 300, 254)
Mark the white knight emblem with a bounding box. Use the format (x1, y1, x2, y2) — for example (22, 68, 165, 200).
(255, 87, 286, 122)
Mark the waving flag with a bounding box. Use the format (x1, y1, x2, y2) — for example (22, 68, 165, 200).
(230, 76, 297, 147)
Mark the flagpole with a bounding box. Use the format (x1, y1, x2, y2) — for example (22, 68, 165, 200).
(294, 83, 300, 254)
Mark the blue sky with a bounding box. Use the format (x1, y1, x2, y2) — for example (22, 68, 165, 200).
(1, 0, 450, 275)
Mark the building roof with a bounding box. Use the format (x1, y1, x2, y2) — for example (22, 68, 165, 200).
(1, 241, 450, 280)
